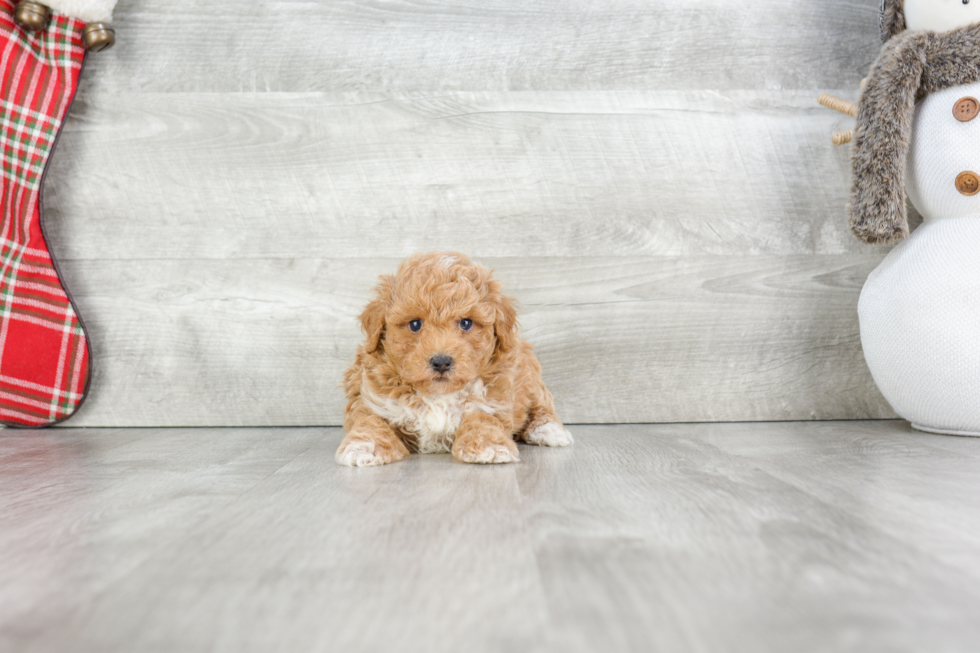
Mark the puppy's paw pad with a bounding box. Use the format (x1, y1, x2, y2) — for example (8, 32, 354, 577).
(526, 422, 573, 447)
(336, 440, 387, 467)
(457, 444, 519, 465)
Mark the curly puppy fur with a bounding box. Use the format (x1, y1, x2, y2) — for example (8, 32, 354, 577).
(336, 252, 572, 466)
(851, 22, 980, 245)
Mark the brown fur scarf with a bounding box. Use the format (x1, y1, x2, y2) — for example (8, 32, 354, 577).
(879, 0, 906, 42)
(878, 0, 905, 43)
(850, 22, 980, 245)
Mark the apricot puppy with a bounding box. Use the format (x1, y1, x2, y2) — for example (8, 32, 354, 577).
(336, 252, 573, 466)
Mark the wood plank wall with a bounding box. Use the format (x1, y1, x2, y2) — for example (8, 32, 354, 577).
(40, 0, 897, 427)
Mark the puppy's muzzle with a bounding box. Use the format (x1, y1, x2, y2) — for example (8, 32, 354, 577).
(429, 355, 454, 374)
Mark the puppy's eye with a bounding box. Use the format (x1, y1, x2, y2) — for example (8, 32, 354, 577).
(409, 319, 423, 333)
(459, 318, 474, 332)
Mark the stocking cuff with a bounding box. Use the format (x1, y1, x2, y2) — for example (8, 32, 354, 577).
(43, 0, 117, 23)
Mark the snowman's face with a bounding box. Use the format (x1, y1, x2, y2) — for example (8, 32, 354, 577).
(904, 0, 980, 32)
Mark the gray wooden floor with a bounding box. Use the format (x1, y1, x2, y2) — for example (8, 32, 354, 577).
(2, 421, 979, 653)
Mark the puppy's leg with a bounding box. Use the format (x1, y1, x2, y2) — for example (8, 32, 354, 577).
(523, 419, 574, 447)
(520, 383, 573, 448)
(336, 408, 410, 467)
(452, 412, 520, 464)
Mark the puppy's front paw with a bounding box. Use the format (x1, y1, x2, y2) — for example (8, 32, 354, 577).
(452, 431, 519, 465)
(525, 421, 573, 447)
(335, 435, 408, 467)
(336, 439, 386, 467)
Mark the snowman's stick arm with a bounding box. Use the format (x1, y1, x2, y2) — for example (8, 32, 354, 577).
(832, 129, 855, 146)
(818, 94, 858, 118)
(818, 93, 858, 145)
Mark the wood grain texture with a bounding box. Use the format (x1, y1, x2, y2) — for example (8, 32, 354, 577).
(82, 0, 880, 93)
(0, 427, 328, 650)
(57, 255, 894, 427)
(3, 422, 980, 652)
(26, 0, 893, 426)
(0, 428, 545, 653)
(699, 421, 980, 577)
(44, 90, 864, 261)
(516, 422, 980, 653)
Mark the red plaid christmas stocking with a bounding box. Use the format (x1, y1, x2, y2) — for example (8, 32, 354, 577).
(0, 0, 113, 427)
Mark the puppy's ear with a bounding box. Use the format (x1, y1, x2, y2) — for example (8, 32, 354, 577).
(360, 275, 394, 353)
(487, 278, 519, 354)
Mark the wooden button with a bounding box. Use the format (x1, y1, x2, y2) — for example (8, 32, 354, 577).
(956, 171, 980, 196)
(954, 97, 980, 122)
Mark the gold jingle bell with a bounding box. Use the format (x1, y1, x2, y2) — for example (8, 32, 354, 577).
(14, 0, 50, 31)
(81, 22, 115, 52)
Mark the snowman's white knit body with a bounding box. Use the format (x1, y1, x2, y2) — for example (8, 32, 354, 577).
(859, 80, 980, 435)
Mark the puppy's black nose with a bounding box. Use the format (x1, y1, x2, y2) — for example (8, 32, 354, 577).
(430, 355, 454, 373)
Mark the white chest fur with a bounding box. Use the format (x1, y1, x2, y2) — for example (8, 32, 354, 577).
(360, 380, 496, 454)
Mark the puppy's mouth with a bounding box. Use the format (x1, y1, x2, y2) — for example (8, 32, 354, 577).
(421, 371, 465, 394)
(424, 354, 458, 389)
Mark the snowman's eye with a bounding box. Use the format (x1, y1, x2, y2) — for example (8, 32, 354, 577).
(966, 0, 971, 6)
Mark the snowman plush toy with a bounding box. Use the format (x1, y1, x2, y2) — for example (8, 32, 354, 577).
(851, 0, 980, 434)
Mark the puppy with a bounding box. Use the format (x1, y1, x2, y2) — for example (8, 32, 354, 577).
(336, 252, 573, 466)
